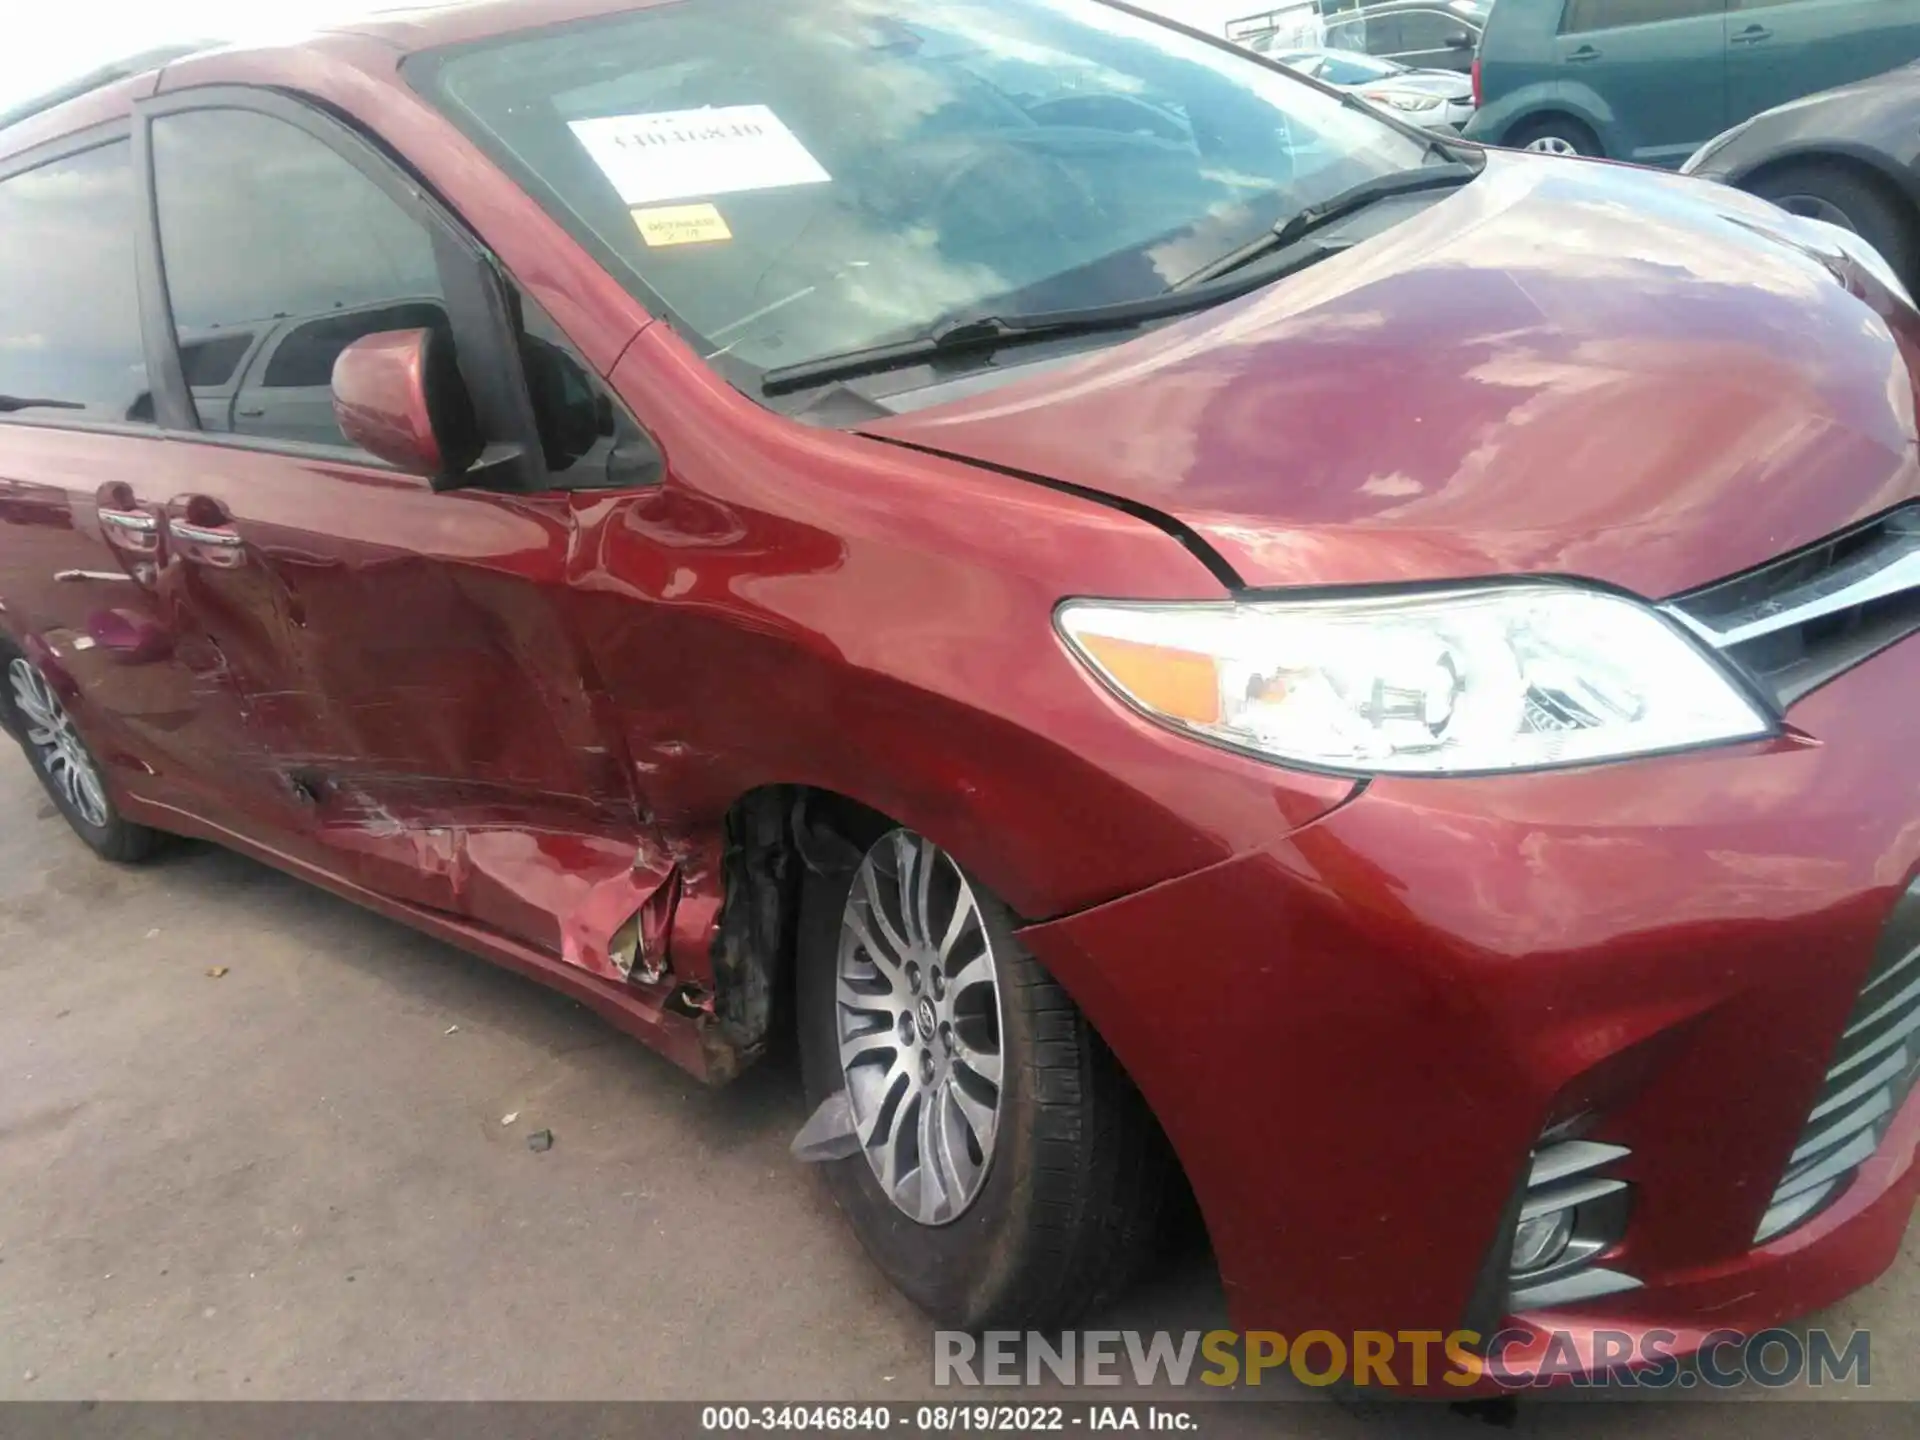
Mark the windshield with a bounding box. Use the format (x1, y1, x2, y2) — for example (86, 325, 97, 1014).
(414, 0, 1438, 379)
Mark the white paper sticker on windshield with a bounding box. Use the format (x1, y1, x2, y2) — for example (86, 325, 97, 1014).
(569, 105, 831, 207)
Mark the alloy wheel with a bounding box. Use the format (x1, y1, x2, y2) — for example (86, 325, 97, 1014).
(1525, 135, 1579, 157)
(7, 658, 109, 829)
(835, 828, 1005, 1226)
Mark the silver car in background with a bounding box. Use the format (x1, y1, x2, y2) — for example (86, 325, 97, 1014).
(1264, 46, 1476, 133)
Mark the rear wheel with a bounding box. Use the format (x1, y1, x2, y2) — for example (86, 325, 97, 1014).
(1747, 163, 1919, 291)
(2, 652, 160, 863)
(1508, 115, 1601, 158)
(798, 819, 1171, 1329)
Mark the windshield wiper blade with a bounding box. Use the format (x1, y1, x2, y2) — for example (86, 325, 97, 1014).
(762, 288, 1235, 396)
(759, 162, 1477, 398)
(1170, 160, 1480, 292)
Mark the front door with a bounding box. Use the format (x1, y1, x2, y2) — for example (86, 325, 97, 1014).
(134, 95, 658, 950)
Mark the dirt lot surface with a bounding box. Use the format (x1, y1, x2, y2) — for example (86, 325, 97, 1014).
(1, 741, 1913, 1436)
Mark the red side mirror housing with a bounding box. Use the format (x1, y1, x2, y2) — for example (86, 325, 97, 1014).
(330, 328, 480, 486)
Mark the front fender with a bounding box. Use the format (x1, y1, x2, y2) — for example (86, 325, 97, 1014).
(1467, 80, 1614, 150)
(1723, 141, 1920, 215)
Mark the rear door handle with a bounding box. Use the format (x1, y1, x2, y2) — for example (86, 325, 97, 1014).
(95, 483, 161, 557)
(1566, 44, 1601, 62)
(1731, 24, 1773, 43)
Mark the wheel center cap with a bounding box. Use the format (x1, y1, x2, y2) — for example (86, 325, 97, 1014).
(915, 998, 937, 1042)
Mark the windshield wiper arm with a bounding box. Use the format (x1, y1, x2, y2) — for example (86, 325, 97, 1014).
(1170, 160, 1480, 292)
(762, 287, 1244, 396)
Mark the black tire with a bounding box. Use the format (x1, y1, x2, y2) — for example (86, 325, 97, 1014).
(0, 646, 161, 864)
(1507, 115, 1602, 158)
(797, 816, 1172, 1330)
(1747, 162, 1920, 292)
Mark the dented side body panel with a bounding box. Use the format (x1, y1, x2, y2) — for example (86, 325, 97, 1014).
(0, 38, 1360, 1084)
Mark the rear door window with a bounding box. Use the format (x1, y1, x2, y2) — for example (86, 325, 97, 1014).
(1561, 0, 1724, 32)
(150, 107, 449, 454)
(0, 140, 152, 426)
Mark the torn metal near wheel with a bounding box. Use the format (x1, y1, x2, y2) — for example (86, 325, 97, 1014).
(791, 1089, 860, 1163)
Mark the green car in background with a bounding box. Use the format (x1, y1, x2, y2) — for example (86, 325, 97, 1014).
(1465, 0, 1920, 165)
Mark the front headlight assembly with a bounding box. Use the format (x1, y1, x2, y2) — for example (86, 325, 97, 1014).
(1057, 584, 1776, 777)
(1363, 89, 1444, 113)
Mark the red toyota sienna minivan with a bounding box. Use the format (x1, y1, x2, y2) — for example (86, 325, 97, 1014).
(2, 0, 1916, 1386)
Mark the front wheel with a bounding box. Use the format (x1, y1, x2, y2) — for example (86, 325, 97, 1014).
(2, 651, 160, 863)
(1747, 163, 1919, 292)
(1508, 115, 1601, 158)
(798, 821, 1171, 1329)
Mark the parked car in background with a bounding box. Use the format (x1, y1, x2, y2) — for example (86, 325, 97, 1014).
(5, 0, 1920, 1389)
(1340, 0, 1490, 72)
(1226, 2, 1329, 50)
(1683, 62, 1920, 292)
(1268, 46, 1478, 130)
(1467, 0, 1920, 164)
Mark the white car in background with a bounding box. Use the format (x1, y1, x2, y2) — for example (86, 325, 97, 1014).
(1264, 46, 1475, 133)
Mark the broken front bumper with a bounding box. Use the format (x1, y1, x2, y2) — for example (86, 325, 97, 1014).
(1018, 630, 1920, 1377)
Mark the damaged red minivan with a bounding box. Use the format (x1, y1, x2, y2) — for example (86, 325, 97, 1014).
(3, 0, 1918, 1381)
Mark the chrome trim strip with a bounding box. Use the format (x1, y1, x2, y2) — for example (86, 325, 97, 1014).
(1755, 1179, 1841, 1244)
(1828, 1005, 1920, 1081)
(1787, 1087, 1893, 1166)
(1770, 1127, 1879, 1205)
(1673, 530, 1920, 649)
(1519, 1175, 1627, 1221)
(1510, 1266, 1642, 1311)
(1846, 972, 1920, 1038)
(1865, 941, 1920, 997)
(168, 520, 243, 548)
(1527, 1140, 1631, 1187)
(1809, 1049, 1912, 1122)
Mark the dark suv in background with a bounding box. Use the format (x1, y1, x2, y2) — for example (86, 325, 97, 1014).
(1467, 0, 1920, 162)
(1327, 0, 1491, 72)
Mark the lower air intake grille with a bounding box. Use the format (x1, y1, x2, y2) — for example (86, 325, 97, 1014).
(1507, 1138, 1639, 1310)
(1756, 879, 1920, 1243)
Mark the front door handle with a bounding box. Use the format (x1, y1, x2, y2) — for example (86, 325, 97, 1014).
(1566, 44, 1601, 62)
(169, 519, 244, 549)
(99, 509, 158, 534)
(1731, 24, 1773, 43)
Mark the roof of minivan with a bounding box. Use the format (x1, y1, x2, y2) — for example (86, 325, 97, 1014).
(326, 0, 687, 52)
(0, 0, 683, 158)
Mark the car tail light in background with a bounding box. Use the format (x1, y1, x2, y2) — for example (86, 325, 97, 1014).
(1471, 57, 1482, 108)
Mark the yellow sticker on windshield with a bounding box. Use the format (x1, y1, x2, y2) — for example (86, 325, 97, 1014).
(632, 203, 733, 247)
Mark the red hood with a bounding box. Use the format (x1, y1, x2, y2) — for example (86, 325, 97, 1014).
(864, 152, 1920, 597)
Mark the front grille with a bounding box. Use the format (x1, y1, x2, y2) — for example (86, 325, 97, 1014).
(1756, 879, 1920, 1243)
(1668, 504, 1920, 708)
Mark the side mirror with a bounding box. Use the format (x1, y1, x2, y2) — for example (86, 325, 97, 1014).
(330, 328, 481, 488)
(1443, 30, 1475, 50)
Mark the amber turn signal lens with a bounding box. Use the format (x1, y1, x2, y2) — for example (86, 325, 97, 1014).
(1074, 633, 1222, 726)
